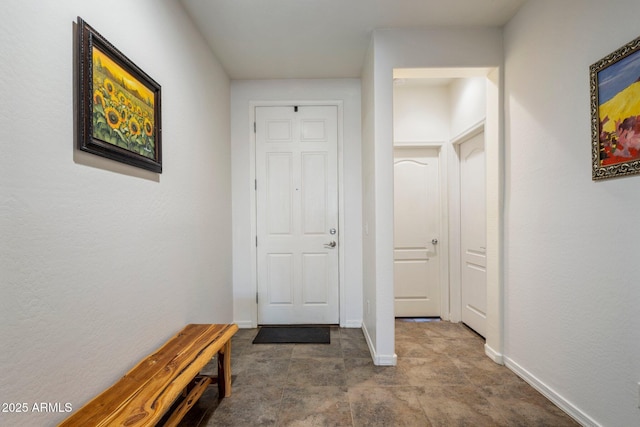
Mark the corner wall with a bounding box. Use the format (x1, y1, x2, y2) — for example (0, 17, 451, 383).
(0, 1, 231, 425)
(504, 1, 640, 425)
(366, 27, 503, 364)
(361, 39, 379, 356)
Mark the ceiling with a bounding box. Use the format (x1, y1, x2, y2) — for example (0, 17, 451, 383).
(179, 0, 526, 80)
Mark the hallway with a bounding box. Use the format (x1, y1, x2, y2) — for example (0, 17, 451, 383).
(179, 320, 577, 426)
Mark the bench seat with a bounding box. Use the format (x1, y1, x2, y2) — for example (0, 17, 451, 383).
(59, 323, 238, 427)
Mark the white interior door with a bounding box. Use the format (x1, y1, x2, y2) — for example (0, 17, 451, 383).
(460, 132, 487, 337)
(255, 105, 339, 325)
(393, 147, 441, 317)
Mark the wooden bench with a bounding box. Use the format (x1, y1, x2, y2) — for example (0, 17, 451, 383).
(59, 323, 238, 427)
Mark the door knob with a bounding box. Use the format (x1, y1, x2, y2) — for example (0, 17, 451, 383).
(431, 238, 439, 245)
(324, 241, 336, 248)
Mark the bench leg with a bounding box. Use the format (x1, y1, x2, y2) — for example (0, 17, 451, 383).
(217, 339, 232, 398)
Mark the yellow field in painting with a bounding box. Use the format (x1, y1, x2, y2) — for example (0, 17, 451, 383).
(93, 48, 153, 106)
(599, 81, 640, 133)
(92, 46, 156, 159)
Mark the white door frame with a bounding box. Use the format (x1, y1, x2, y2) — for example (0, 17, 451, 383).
(449, 120, 485, 324)
(392, 142, 450, 321)
(249, 100, 346, 327)
(388, 70, 503, 364)
(450, 110, 503, 364)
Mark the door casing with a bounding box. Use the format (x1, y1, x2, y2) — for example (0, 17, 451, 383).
(249, 100, 346, 327)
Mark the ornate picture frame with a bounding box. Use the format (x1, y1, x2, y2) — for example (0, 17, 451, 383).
(590, 36, 640, 180)
(77, 17, 162, 173)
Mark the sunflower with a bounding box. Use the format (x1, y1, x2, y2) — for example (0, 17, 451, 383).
(129, 117, 141, 136)
(103, 78, 115, 96)
(117, 92, 126, 105)
(120, 108, 128, 121)
(93, 90, 105, 108)
(143, 118, 153, 137)
(104, 107, 121, 129)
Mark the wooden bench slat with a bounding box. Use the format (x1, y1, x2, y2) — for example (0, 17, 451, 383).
(163, 376, 212, 427)
(59, 324, 238, 427)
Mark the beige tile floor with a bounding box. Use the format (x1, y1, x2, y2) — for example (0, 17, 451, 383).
(178, 319, 578, 426)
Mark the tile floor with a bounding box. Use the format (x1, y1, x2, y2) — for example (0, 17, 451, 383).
(178, 319, 578, 426)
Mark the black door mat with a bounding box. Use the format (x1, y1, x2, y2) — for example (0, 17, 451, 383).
(252, 326, 330, 344)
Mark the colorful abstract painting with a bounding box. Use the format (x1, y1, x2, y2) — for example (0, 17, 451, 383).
(591, 36, 640, 180)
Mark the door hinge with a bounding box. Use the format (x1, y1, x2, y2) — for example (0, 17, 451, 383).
(256, 292, 259, 304)
(256, 236, 258, 247)
(255, 179, 257, 190)
(253, 122, 256, 133)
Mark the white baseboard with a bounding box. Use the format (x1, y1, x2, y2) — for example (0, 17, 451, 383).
(342, 319, 362, 328)
(235, 320, 361, 329)
(361, 322, 397, 366)
(234, 320, 255, 329)
(504, 356, 601, 427)
(484, 343, 504, 364)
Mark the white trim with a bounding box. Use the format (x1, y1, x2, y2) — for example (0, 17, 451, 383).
(447, 141, 461, 322)
(343, 319, 362, 328)
(362, 322, 398, 366)
(235, 320, 255, 329)
(505, 356, 602, 427)
(249, 100, 346, 327)
(484, 343, 503, 364)
(392, 142, 450, 321)
(439, 144, 450, 321)
(450, 119, 486, 145)
(394, 140, 447, 148)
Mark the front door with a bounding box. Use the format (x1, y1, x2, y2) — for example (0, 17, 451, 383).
(255, 105, 339, 324)
(460, 132, 487, 337)
(393, 147, 441, 317)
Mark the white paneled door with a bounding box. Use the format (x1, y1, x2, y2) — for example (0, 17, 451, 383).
(460, 132, 487, 337)
(393, 147, 441, 317)
(255, 106, 339, 325)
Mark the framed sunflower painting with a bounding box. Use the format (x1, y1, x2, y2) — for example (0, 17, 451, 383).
(77, 17, 162, 173)
(590, 35, 640, 180)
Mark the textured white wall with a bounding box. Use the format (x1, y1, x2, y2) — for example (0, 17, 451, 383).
(230, 79, 363, 328)
(0, 1, 231, 425)
(504, 1, 640, 425)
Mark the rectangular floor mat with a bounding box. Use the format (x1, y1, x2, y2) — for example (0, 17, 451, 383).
(252, 326, 330, 344)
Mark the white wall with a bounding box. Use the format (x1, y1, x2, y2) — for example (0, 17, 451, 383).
(0, 1, 231, 425)
(393, 83, 450, 143)
(230, 79, 363, 328)
(365, 27, 503, 364)
(449, 77, 487, 139)
(392, 77, 487, 143)
(504, 1, 640, 425)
